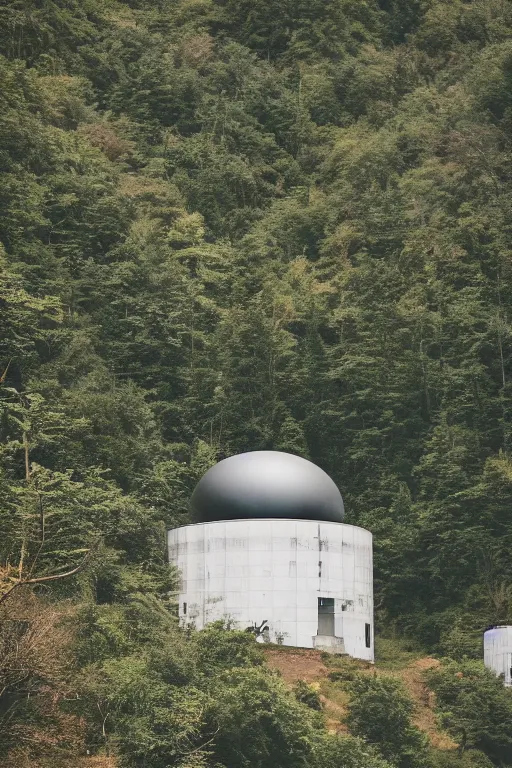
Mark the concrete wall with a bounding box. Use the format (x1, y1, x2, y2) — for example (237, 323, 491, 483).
(484, 626, 512, 686)
(167, 518, 374, 661)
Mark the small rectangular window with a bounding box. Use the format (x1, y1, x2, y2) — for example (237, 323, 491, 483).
(183, 602, 187, 616)
(365, 623, 371, 648)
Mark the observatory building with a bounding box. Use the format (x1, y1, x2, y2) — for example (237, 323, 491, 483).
(167, 451, 374, 661)
(484, 626, 512, 686)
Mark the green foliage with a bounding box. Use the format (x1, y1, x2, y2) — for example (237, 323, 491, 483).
(429, 748, 494, 768)
(205, 0, 384, 61)
(76, 615, 329, 768)
(427, 659, 512, 764)
(293, 679, 322, 710)
(5, 0, 512, 764)
(374, 636, 423, 671)
(208, 666, 317, 768)
(311, 733, 394, 768)
(0, 0, 106, 67)
(346, 673, 430, 768)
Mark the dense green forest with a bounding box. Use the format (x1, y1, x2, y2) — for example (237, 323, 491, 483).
(3, 0, 512, 765)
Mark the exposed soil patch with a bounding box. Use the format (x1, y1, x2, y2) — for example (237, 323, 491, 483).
(263, 646, 457, 751)
(321, 692, 350, 734)
(389, 657, 457, 750)
(264, 647, 350, 734)
(264, 647, 329, 684)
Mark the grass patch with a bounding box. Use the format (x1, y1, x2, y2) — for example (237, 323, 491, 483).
(374, 636, 425, 671)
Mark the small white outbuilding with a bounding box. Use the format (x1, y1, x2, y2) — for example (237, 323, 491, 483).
(484, 625, 512, 686)
(167, 451, 374, 662)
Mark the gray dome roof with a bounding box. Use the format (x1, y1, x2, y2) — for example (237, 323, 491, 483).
(190, 451, 344, 524)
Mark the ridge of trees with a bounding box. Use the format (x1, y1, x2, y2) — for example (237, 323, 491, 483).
(3, 0, 512, 765)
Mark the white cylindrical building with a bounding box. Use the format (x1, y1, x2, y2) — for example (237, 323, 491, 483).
(167, 451, 374, 662)
(484, 626, 512, 686)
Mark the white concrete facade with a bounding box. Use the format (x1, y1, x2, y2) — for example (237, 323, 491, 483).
(167, 518, 374, 662)
(484, 626, 512, 686)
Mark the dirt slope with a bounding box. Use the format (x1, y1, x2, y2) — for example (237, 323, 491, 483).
(263, 646, 457, 749)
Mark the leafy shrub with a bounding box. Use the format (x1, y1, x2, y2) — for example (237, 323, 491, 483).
(346, 673, 430, 768)
(426, 659, 512, 765)
(293, 679, 323, 710)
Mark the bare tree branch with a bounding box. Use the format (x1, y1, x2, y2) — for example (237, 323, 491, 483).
(0, 545, 96, 606)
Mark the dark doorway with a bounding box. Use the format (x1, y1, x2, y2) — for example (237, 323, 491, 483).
(318, 597, 335, 636)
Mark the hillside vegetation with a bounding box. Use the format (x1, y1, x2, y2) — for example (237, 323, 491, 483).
(3, 0, 512, 766)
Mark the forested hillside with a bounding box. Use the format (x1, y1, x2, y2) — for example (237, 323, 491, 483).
(3, 0, 512, 766)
